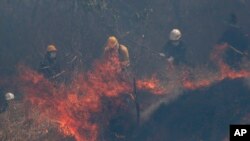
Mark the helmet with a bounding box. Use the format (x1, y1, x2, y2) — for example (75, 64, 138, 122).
(5, 92, 15, 101)
(169, 29, 182, 41)
(47, 45, 57, 52)
(107, 36, 118, 48)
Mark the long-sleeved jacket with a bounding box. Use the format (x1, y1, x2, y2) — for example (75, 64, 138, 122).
(0, 88, 8, 113)
(218, 25, 249, 68)
(163, 40, 187, 65)
(39, 54, 61, 79)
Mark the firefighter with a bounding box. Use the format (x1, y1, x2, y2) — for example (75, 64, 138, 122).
(218, 13, 249, 69)
(160, 28, 187, 67)
(0, 90, 14, 113)
(39, 44, 63, 80)
(104, 36, 130, 70)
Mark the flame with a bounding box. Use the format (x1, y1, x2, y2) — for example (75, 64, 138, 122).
(183, 44, 250, 90)
(137, 75, 165, 95)
(13, 44, 250, 141)
(17, 54, 131, 141)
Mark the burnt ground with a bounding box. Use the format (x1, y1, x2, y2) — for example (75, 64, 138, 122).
(0, 0, 250, 141)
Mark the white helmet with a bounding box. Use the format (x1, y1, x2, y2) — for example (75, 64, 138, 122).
(5, 92, 15, 101)
(169, 29, 182, 41)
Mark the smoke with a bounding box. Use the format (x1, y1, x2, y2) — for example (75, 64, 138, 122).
(14, 52, 165, 141)
(16, 54, 133, 141)
(140, 44, 250, 123)
(1, 44, 250, 141)
(139, 64, 212, 122)
(140, 87, 183, 122)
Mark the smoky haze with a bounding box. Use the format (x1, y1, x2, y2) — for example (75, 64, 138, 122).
(0, 0, 250, 76)
(1, 1, 250, 141)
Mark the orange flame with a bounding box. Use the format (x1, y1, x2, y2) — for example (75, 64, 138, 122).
(13, 44, 250, 141)
(18, 54, 131, 141)
(137, 75, 165, 95)
(183, 44, 250, 90)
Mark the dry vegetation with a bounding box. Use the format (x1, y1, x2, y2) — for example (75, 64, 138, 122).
(0, 101, 71, 141)
(1, 0, 250, 141)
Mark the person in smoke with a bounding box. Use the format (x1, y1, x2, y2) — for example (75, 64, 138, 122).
(0, 89, 15, 113)
(217, 13, 249, 70)
(103, 36, 130, 71)
(103, 36, 138, 139)
(39, 44, 63, 81)
(0, 89, 8, 113)
(160, 28, 187, 68)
